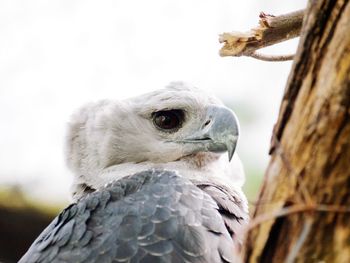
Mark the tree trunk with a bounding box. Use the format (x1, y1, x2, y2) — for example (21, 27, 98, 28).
(244, 1, 350, 262)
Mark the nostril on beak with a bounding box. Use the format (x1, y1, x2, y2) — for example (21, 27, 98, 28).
(202, 119, 211, 129)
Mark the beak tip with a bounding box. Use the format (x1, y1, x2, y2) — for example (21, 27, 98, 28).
(227, 143, 236, 162)
(228, 152, 234, 162)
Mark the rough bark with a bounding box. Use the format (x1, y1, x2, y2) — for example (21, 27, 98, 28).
(244, 0, 350, 262)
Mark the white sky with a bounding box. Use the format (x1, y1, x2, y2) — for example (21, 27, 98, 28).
(0, 0, 306, 204)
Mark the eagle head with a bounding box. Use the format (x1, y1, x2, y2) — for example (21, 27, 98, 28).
(66, 82, 243, 200)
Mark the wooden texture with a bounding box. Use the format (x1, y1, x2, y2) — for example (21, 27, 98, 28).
(244, 0, 350, 262)
(219, 10, 304, 57)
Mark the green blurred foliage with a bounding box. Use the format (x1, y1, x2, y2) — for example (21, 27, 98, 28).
(243, 167, 263, 203)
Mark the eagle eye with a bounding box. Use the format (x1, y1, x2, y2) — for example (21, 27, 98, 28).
(152, 109, 184, 131)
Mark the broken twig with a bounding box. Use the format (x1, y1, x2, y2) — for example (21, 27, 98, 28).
(219, 9, 305, 61)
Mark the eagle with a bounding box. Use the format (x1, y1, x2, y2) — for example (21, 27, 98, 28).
(19, 82, 249, 263)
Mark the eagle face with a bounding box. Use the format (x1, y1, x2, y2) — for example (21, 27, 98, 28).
(125, 83, 239, 162)
(66, 82, 242, 199)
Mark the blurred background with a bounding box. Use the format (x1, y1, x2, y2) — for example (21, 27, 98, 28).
(0, 0, 306, 261)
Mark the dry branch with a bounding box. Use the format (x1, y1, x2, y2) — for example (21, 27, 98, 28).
(219, 9, 304, 61)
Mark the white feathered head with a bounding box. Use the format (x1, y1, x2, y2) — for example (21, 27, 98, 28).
(66, 82, 242, 198)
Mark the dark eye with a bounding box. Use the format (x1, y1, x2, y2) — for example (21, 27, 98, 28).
(152, 109, 184, 131)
